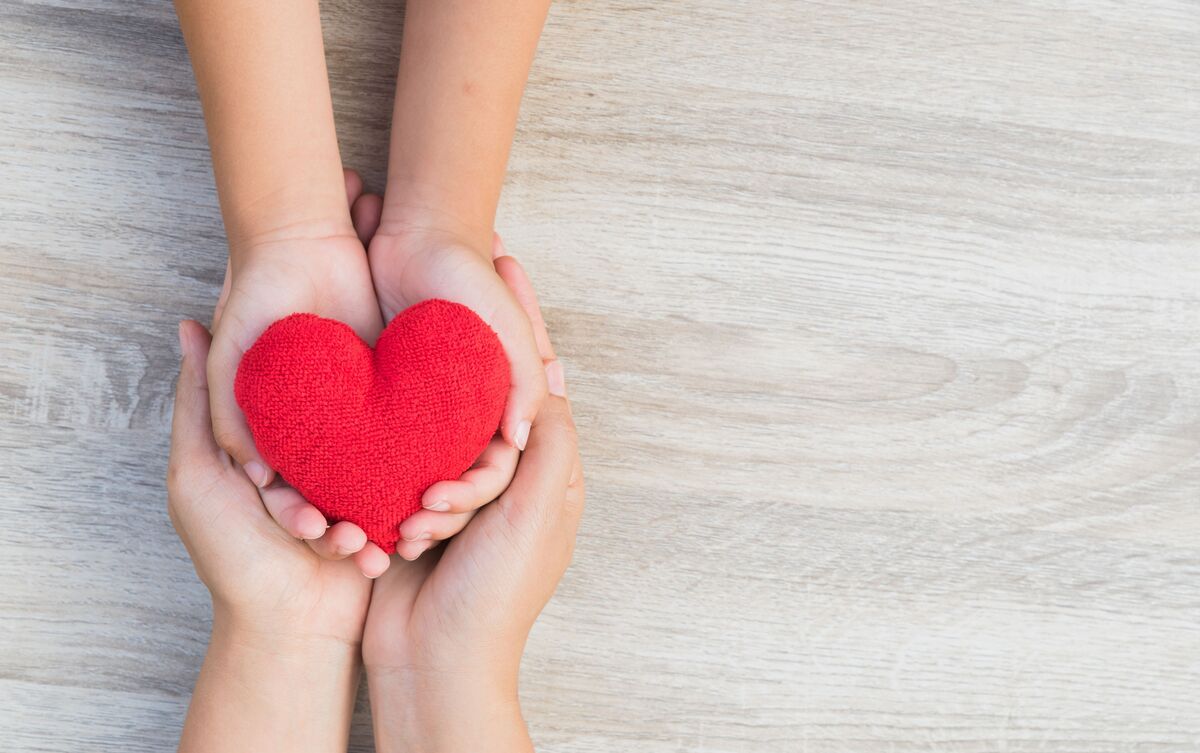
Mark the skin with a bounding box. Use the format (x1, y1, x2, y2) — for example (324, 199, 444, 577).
(172, 0, 567, 746)
(174, 0, 390, 576)
(370, 0, 554, 460)
(174, 0, 554, 577)
(364, 241, 581, 753)
(170, 319, 369, 753)
(171, 238, 581, 752)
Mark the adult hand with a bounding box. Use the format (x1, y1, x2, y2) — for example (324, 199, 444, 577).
(361, 244, 582, 752)
(169, 317, 376, 646)
(171, 316, 378, 753)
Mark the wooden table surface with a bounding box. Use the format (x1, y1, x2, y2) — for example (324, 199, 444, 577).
(2, 1, 1198, 750)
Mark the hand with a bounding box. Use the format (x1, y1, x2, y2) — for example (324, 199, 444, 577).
(361, 248, 583, 752)
(367, 214, 549, 450)
(171, 319, 375, 752)
(362, 210, 549, 558)
(169, 318, 375, 645)
(207, 170, 391, 577)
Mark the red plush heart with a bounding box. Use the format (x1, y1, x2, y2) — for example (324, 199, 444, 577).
(234, 300, 510, 553)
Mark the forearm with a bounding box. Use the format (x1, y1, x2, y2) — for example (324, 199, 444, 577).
(179, 612, 360, 753)
(383, 0, 552, 249)
(174, 0, 350, 254)
(368, 668, 532, 753)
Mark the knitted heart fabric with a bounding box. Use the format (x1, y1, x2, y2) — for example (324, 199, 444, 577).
(234, 300, 509, 553)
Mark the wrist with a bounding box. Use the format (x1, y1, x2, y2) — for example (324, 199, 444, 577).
(224, 188, 358, 265)
(212, 602, 365, 656)
(227, 228, 366, 277)
(185, 608, 362, 753)
(367, 665, 530, 753)
(377, 180, 494, 255)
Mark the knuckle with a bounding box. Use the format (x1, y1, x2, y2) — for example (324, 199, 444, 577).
(568, 460, 585, 492)
(209, 419, 243, 457)
(528, 355, 550, 387)
(444, 498, 472, 514)
(564, 466, 586, 520)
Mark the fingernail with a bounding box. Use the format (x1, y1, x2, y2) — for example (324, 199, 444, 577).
(514, 420, 531, 451)
(545, 360, 566, 397)
(243, 461, 269, 488)
(493, 233, 512, 259)
(295, 518, 327, 541)
(423, 499, 451, 512)
(177, 321, 187, 358)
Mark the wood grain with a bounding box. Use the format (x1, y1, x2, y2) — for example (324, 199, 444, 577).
(1, 0, 1198, 750)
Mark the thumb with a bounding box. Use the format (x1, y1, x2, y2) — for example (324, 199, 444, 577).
(211, 261, 232, 330)
(170, 320, 220, 461)
(207, 328, 273, 487)
(496, 395, 578, 534)
(491, 283, 550, 452)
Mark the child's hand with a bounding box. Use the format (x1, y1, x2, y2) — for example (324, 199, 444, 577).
(367, 221, 549, 453)
(342, 196, 535, 558)
(208, 235, 379, 487)
(361, 251, 582, 750)
(205, 172, 391, 577)
(170, 318, 379, 642)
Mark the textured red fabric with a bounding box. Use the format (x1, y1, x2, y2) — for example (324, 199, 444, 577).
(234, 300, 509, 553)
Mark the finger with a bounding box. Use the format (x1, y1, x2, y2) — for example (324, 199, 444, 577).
(257, 482, 328, 541)
(351, 192, 384, 246)
(421, 434, 518, 513)
(371, 547, 439, 604)
(211, 261, 232, 331)
(399, 508, 476, 546)
(171, 320, 220, 459)
(395, 535, 442, 562)
(493, 243, 565, 398)
(305, 520, 368, 560)
(344, 168, 364, 207)
(564, 455, 586, 527)
(208, 333, 275, 488)
(492, 238, 555, 361)
(496, 394, 578, 529)
(489, 287, 549, 452)
(353, 542, 392, 578)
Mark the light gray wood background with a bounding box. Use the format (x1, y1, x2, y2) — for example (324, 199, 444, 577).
(1, 0, 1198, 750)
